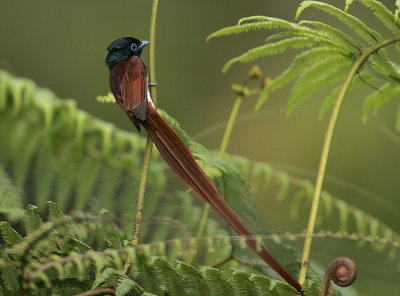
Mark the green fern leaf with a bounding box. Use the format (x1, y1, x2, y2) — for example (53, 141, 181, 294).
(47, 201, 64, 220)
(358, 0, 400, 35)
(238, 16, 269, 25)
(363, 82, 400, 122)
(299, 20, 363, 52)
(99, 209, 123, 249)
(151, 257, 188, 295)
(223, 37, 315, 73)
(96, 168, 121, 213)
(256, 47, 346, 110)
(8, 122, 41, 188)
(276, 172, 290, 201)
(176, 261, 208, 296)
(345, 0, 356, 12)
(201, 266, 235, 295)
(134, 253, 164, 295)
(116, 276, 146, 296)
(24, 204, 43, 233)
(296, 0, 382, 44)
(34, 148, 56, 209)
(207, 21, 284, 42)
(0, 253, 20, 294)
(0, 222, 22, 245)
(287, 56, 351, 114)
(92, 267, 119, 289)
(208, 17, 318, 41)
(319, 74, 377, 118)
(265, 31, 299, 43)
(74, 158, 101, 210)
(54, 149, 76, 210)
(250, 274, 299, 295)
(230, 269, 260, 296)
(0, 169, 24, 221)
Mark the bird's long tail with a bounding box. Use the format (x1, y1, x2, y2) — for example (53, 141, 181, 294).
(140, 103, 303, 294)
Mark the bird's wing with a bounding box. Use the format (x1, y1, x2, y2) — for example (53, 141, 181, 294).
(111, 56, 148, 121)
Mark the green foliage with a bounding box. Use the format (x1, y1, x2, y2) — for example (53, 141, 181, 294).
(0, 69, 166, 215)
(0, 203, 310, 295)
(0, 168, 24, 221)
(208, 0, 400, 128)
(228, 155, 400, 259)
(4, 4, 400, 288)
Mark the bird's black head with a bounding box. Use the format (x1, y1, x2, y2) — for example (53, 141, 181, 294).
(105, 37, 149, 70)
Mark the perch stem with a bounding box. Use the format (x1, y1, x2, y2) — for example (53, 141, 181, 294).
(298, 36, 400, 284)
(123, 0, 160, 274)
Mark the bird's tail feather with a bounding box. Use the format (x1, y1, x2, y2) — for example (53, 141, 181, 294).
(140, 104, 302, 294)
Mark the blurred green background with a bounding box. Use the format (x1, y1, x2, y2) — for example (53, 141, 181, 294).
(1, 0, 399, 294)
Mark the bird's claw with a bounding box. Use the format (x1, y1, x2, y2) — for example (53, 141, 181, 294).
(149, 82, 158, 87)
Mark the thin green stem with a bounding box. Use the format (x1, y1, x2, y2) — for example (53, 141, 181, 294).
(218, 96, 243, 157)
(298, 36, 400, 284)
(149, 0, 159, 106)
(123, 0, 160, 275)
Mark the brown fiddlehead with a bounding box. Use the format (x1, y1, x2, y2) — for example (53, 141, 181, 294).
(320, 257, 357, 296)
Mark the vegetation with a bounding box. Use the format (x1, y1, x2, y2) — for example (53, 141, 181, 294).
(1, 0, 400, 295)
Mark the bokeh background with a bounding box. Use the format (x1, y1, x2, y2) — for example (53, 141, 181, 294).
(1, 0, 399, 294)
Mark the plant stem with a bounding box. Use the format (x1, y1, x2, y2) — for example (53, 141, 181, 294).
(149, 0, 159, 107)
(123, 0, 160, 275)
(298, 36, 400, 284)
(218, 96, 243, 158)
(188, 94, 244, 264)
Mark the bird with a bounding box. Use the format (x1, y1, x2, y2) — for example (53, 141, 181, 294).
(105, 37, 303, 294)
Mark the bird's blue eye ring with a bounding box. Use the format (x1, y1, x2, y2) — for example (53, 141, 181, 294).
(130, 43, 138, 51)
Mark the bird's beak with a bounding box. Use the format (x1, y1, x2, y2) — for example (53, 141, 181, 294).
(139, 41, 149, 49)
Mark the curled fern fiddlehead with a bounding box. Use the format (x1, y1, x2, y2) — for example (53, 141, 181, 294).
(320, 257, 357, 296)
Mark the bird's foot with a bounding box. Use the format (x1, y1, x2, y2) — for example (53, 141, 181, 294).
(149, 82, 158, 87)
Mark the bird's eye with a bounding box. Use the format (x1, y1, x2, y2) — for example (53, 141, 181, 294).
(130, 43, 138, 51)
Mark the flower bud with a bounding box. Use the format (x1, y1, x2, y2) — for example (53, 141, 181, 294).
(261, 76, 271, 88)
(249, 65, 262, 79)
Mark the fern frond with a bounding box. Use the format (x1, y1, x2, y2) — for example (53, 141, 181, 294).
(237, 16, 269, 25)
(319, 74, 378, 118)
(396, 0, 400, 23)
(299, 20, 363, 52)
(0, 222, 22, 245)
(116, 275, 146, 295)
(176, 261, 208, 295)
(201, 266, 236, 295)
(0, 70, 165, 215)
(92, 267, 145, 295)
(287, 56, 351, 113)
(223, 37, 315, 73)
(296, 1, 382, 44)
(134, 253, 164, 295)
(363, 82, 400, 122)
(0, 253, 20, 294)
(24, 205, 43, 234)
(227, 156, 400, 255)
(207, 21, 282, 42)
(208, 17, 310, 41)
(151, 257, 188, 295)
(0, 169, 24, 221)
(256, 47, 347, 110)
(96, 92, 115, 104)
(230, 269, 263, 295)
(367, 50, 400, 82)
(357, 0, 400, 35)
(99, 209, 123, 250)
